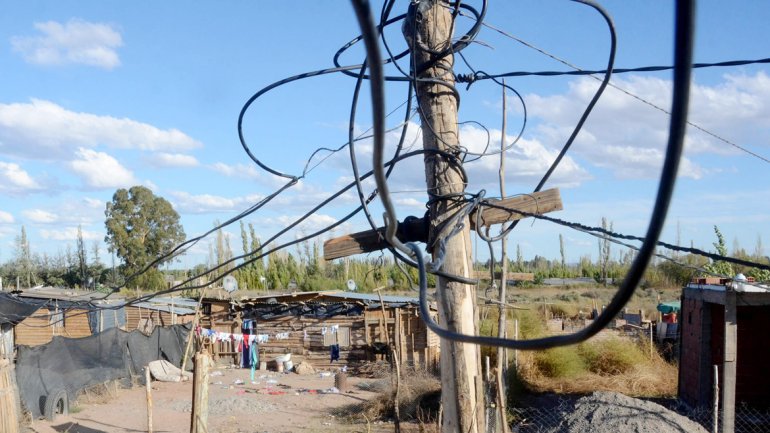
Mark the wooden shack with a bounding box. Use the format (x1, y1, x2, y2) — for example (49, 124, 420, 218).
(124, 296, 196, 333)
(199, 291, 440, 370)
(10, 288, 125, 347)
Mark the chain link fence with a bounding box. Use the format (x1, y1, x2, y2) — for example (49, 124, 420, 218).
(503, 397, 770, 433)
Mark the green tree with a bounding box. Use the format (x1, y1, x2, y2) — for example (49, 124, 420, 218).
(14, 226, 34, 288)
(559, 234, 566, 278)
(598, 217, 613, 286)
(703, 225, 734, 277)
(76, 225, 88, 288)
(104, 186, 185, 289)
(90, 241, 105, 290)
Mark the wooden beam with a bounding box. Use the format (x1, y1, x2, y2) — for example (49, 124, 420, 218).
(469, 188, 562, 230)
(323, 188, 562, 260)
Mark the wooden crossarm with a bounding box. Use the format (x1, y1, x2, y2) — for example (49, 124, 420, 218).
(323, 188, 562, 261)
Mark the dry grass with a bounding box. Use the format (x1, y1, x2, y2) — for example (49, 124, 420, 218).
(75, 380, 123, 405)
(517, 337, 677, 398)
(340, 367, 441, 424)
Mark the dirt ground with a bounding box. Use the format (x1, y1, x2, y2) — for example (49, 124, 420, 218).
(27, 366, 402, 433)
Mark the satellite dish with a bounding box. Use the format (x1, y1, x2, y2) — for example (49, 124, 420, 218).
(223, 275, 238, 293)
(346, 279, 357, 291)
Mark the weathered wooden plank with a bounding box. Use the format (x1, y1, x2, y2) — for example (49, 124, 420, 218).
(469, 188, 562, 229)
(323, 188, 562, 260)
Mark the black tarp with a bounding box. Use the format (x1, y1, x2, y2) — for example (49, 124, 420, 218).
(243, 302, 364, 320)
(15, 323, 190, 418)
(0, 293, 43, 325)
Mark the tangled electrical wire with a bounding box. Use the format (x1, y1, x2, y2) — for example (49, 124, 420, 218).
(9, 0, 770, 337)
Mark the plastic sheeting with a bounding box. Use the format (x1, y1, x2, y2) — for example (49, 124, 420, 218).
(87, 307, 127, 334)
(0, 293, 42, 326)
(15, 323, 190, 418)
(656, 301, 681, 314)
(244, 302, 364, 320)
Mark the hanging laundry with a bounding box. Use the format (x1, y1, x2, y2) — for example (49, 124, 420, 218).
(330, 344, 340, 363)
(250, 341, 259, 381)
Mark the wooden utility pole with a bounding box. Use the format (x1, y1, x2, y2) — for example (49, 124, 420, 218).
(404, 2, 483, 431)
(326, 7, 564, 430)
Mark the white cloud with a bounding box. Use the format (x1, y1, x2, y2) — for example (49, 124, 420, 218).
(394, 197, 426, 211)
(39, 226, 102, 241)
(69, 147, 137, 189)
(0, 161, 43, 194)
(0, 99, 202, 160)
(0, 210, 14, 224)
(524, 72, 770, 180)
(326, 121, 590, 195)
(11, 19, 122, 69)
(22, 209, 58, 223)
(82, 197, 104, 208)
(210, 162, 261, 180)
(268, 213, 340, 233)
(169, 191, 265, 214)
(149, 152, 199, 167)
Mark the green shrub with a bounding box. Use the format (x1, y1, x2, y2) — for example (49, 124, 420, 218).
(579, 338, 646, 375)
(512, 310, 545, 339)
(533, 346, 586, 378)
(550, 303, 578, 319)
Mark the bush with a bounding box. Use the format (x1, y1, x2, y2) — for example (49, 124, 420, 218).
(556, 291, 580, 303)
(550, 303, 579, 319)
(513, 310, 545, 339)
(579, 338, 646, 375)
(533, 347, 585, 378)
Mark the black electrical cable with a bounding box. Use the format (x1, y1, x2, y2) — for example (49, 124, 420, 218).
(387, 0, 695, 350)
(479, 199, 770, 273)
(333, 2, 484, 82)
(456, 57, 770, 81)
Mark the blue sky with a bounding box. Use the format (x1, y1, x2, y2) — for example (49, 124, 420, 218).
(1, 1, 769, 270)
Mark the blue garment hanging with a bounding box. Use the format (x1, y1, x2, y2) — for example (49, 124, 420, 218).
(250, 341, 259, 381)
(330, 344, 340, 363)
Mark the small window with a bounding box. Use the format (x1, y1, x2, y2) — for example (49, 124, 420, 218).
(323, 326, 350, 347)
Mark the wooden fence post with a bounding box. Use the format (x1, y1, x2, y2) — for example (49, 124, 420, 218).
(191, 350, 211, 433)
(0, 359, 20, 433)
(145, 366, 153, 433)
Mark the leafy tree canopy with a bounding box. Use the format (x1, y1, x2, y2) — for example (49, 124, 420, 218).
(104, 186, 185, 281)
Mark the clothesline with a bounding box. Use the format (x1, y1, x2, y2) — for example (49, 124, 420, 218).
(196, 324, 340, 344)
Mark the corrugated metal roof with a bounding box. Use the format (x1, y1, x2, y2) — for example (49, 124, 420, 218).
(129, 301, 196, 315)
(236, 290, 434, 309)
(17, 287, 120, 302)
(149, 297, 199, 308)
(322, 291, 421, 304)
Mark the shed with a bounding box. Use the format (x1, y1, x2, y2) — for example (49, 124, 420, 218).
(678, 278, 770, 414)
(124, 296, 196, 333)
(200, 290, 440, 370)
(10, 287, 125, 347)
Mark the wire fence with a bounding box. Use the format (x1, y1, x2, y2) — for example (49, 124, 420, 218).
(504, 398, 770, 433)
